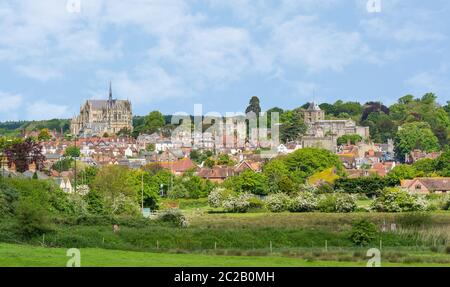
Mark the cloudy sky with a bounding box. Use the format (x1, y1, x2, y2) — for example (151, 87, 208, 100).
(0, 0, 449, 121)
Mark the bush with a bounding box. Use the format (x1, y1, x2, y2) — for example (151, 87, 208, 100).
(288, 192, 317, 212)
(317, 193, 356, 213)
(442, 196, 450, 211)
(265, 193, 291, 212)
(15, 197, 53, 238)
(349, 219, 378, 246)
(247, 197, 265, 210)
(222, 193, 253, 213)
(370, 187, 428, 212)
(156, 208, 188, 227)
(208, 188, 234, 208)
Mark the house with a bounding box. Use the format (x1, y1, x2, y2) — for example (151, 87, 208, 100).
(159, 158, 197, 175)
(235, 160, 262, 173)
(405, 150, 442, 164)
(197, 166, 237, 183)
(55, 177, 74, 193)
(401, 178, 450, 194)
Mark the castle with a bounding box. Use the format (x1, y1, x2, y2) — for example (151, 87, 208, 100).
(70, 83, 133, 137)
(300, 102, 370, 152)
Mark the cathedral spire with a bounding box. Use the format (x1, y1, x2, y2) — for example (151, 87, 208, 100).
(109, 81, 112, 101)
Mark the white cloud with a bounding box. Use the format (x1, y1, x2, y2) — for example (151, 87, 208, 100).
(271, 16, 370, 72)
(15, 65, 61, 82)
(25, 101, 70, 120)
(0, 91, 23, 113)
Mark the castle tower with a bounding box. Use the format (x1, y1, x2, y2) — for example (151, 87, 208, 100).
(302, 102, 325, 124)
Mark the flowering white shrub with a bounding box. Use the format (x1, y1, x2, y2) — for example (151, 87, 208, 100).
(222, 193, 253, 213)
(288, 192, 317, 212)
(265, 193, 291, 212)
(318, 193, 357, 213)
(335, 193, 357, 213)
(208, 188, 234, 208)
(370, 187, 429, 212)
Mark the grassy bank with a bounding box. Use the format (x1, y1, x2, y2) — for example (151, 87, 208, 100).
(1, 243, 449, 267)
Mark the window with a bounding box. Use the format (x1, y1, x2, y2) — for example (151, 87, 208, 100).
(415, 184, 421, 190)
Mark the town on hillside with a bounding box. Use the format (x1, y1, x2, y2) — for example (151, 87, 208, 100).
(1, 87, 449, 198)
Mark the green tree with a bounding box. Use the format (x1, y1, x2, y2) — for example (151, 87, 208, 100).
(394, 122, 440, 162)
(37, 128, 52, 141)
(337, 134, 363, 146)
(263, 159, 295, 194)
(143, 111, 165, 134)
(386, 165, 418, 182)
(224, 170, 269, 196)
(91, 166, 139, 215)
(280, 109, 307, 143)
(435, 148, 450, 176)
(245, 96, 261, 116)
(282, 148, 342, 181)
(64, 146, 81, 158)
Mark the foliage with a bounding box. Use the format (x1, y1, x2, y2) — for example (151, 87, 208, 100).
(317, 193, 357, 213)
(337, 134, 363, 146)
(349, 220, 378, 246)
(279, 109, 307, 143)
(245, 96, 261, 116)
(223, 169, 269, 195)
(37, 128, 52, 141)
(386, 165, 418, 182)
(265, 193, 291, 213)
(208, 188, 234, 208)
(157, 209, 188, 227)
(52, 157, 73, 172)
(435, 148, 450, 176)
(15, 197, 52, 238)
(282, 148, 343, 182)
(84, 190, 105, 215)
(222, 193, 253, 213)
(334, 176, 395, 196)
(5, 138, 46, 172)
(370, 187, 429, 212)
(64, 146, 80, 158)
(91, 165, 140, 216)
(394, 122, 440, 162)
(288, 192, 317, 212)
(0, 181, 18, 216)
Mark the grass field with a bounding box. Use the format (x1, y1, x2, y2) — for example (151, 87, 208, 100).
(1, 198, 449, 267)
(1, 243, 449, 267)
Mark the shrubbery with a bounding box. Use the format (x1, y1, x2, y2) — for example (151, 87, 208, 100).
(349, 219, 378, 246)
(15, 197, 53, 238)
(265, 193, 291, 212)
(317, 193, 357, 213)
(288, 192, 317, 212)
(370, 187, 428, 212)
(157, 208, 189, 227)
(222, 193, 253, 213)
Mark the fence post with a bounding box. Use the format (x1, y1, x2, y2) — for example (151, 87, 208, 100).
(379, 239, 382, 251)
(214, 242, 217, 251)
(270, 241, 273, 254)
(157, 240, 159, 250)
(325, 240, 328, 252)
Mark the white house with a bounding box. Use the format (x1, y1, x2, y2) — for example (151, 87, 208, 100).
(55, 177, 73, 193)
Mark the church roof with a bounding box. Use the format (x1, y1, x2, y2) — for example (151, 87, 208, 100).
(86, 99, 130, 110)
(307, 102, 322, 111)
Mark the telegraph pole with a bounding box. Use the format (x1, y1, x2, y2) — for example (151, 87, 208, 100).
(141, 172, 144, 212)
(74, 135, 77, 194)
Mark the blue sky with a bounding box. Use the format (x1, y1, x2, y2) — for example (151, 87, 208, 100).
(0, 0, 449, 121)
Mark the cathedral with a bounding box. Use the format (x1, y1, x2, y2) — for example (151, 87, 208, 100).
(70, 83, 133, 137)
